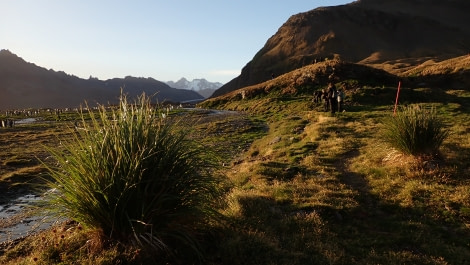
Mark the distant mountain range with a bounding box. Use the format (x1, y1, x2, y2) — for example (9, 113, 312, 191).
(166, 78, 222, 98)
(213, 0, 470, 97)
(0, 50, 204, 110)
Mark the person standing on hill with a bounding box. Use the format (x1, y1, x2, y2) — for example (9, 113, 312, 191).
(337, 88, 345, 112)
(322, 88, 329, 112)
(327, 83, 337, 114)
(313, 90, 322, 104)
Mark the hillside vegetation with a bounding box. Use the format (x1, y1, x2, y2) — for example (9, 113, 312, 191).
(197, 59, 470, 264)
(1, 59, 470, 264)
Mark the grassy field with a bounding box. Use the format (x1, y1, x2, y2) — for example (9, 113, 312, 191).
(0, 82, 469, 264)
(198, 83, 470, 264)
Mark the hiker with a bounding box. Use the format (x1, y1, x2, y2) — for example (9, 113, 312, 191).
(322, 89, 329, 112)
(327, 83, 337, 114)
(313, 90, 322, 103)
(337, 88, 345, 112)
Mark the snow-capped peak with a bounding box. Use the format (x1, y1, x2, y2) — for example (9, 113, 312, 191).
(166, 78, 223, 98)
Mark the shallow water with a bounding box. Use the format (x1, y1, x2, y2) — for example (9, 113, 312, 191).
(15, 118, 37, 124)
(0, 191, 58, 243)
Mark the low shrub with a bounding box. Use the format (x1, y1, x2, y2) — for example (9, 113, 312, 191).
(41, 93, 225, 262)
(382, 104, 449, 156)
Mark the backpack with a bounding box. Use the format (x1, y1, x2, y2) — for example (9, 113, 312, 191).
(337, 91, 344, 101)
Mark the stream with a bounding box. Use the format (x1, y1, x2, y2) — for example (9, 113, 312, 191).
(1, 117, 59, 244)
(0, 191, 59, 244)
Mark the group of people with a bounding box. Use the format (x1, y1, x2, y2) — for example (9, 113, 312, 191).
(313, 82, 345, 114)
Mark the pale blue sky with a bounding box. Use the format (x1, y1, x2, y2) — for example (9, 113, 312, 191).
(1, 0, 353, 83)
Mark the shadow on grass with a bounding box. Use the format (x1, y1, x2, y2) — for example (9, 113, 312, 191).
(442, 142, 470, 181)
(332, 149, 470, 264)
(256, 161, 303, 182)
(208, 144, 470, 264)
(211, 195, 337, 265)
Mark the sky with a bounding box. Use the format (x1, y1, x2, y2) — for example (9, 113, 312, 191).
(1, 0, 353, 84)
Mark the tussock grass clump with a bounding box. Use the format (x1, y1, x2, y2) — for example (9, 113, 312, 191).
(42, 93, 225, 262)
(382, 104, 449, 156)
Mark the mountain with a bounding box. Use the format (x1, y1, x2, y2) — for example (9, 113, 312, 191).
(212, 0, 470, 97)
(203, 59, 399, 106)
(0, 50, 203, 110)
(104, 76, 203, 104)
(201, 55, 470, 112)
(166, 78, 223, 98)
(0, 50, 109, 109)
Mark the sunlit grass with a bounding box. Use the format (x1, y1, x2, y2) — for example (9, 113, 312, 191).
(0, 221, 141, 265)
(39, 93, 226, 262)
(382, 104, 450, 157)
(1, 82, 470, 264)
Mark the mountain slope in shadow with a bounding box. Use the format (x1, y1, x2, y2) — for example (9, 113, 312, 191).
(0, 50, 203, 110)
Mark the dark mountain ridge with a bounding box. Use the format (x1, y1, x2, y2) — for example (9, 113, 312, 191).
(213, 0, 470, 97)
(0, 50, 203, 110)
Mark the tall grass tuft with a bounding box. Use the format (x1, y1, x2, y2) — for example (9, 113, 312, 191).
(382, 104, 449, 156)
(42, 93, 225, 261)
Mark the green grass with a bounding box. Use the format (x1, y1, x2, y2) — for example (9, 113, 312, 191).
(38, 93, 226, 263)
(1, 85, 470, 264)
(382, 104, 450, 156)
(198, 86, 470, 264)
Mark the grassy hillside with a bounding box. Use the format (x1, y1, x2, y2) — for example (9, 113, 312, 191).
(1, 60, 470, 264)
(198, 60, 470, 264)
